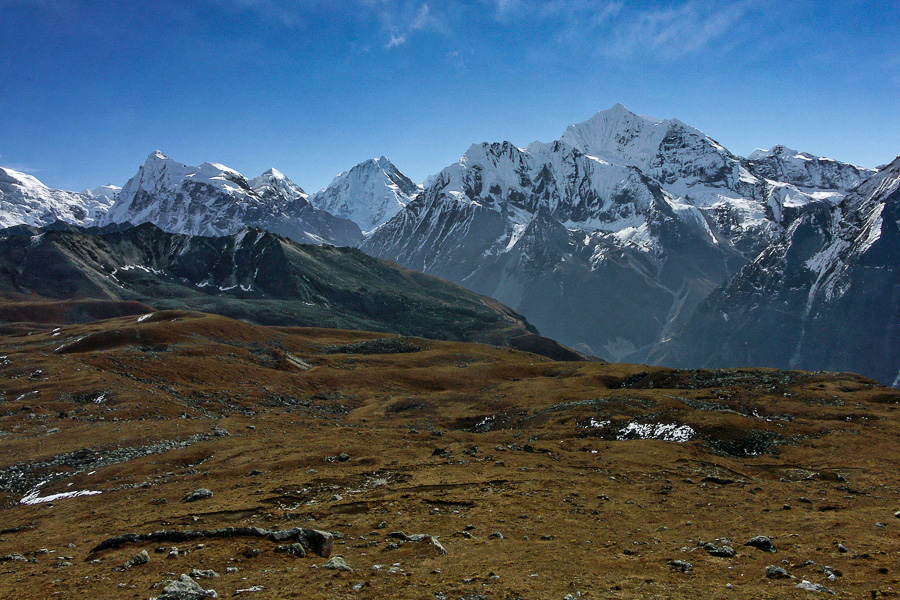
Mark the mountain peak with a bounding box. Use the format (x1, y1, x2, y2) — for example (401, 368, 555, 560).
(249, 167, 306, 199)
(309, 157, 420, 234)
(149, 150, 169, 161)
(749, 145, 801, 160)
(261, 167, 285, 179)
(558, 105, 667, 166)
(0, 166, 48, 190)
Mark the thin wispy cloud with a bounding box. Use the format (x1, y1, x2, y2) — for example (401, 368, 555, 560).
(372, 1, 447, 50)
(484, 0, 755, 59)
(604, 1, 756, 59)
(386, 33, 407, 48)
(207, 0, 447, 49)
(410, 3, 438, 31)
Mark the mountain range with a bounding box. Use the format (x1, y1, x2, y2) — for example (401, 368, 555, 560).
(362, 105, 880, 364)
(1, 105, 895, 384)
(0, 222, 582, 359)
(656, 155, 900, 387)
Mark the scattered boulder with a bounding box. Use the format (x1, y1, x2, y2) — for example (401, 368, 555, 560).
(796, 579, 833, 594)
(489, 531, 504, 540)
(275, 543, 306, 558)
(182, 489, 213, 503)
(90, 526, 333, 558)
(0, 554, 26, 562)
(668, 560, 693, 573)
(429, 537, 448, 555)
(125, 549, 150, 568)
(745, 535, 777, 553)
(820, 565, 841, 579)
(837, 543, 849, 553)
(190, 569, 220, 579)
(766, 565, 791, 579)
(386, 531, 447, 555)
(233, 586, 263, 595)
(151, 574, 218, 600)
(322, 555, 353, 571)
(704, 543, 736, 558)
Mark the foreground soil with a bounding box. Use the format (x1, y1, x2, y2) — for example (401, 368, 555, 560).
(1, 309, 899, 599)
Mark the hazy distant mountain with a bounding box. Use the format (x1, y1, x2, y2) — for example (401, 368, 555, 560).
(309, 157, 421, 234)
(101, 151, 362, 246)
(0, 167, 114, 228)
(362, 104, 876, 362)
(656, 156, 900, 386)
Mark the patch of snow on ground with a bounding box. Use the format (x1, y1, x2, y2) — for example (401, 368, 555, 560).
(617, 422, 695, 442)
(119, 264, 164, 275)
(137, 313, 154, 323)
(20, 482, 102, 505)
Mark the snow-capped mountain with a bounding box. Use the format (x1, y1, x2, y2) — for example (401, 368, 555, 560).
(748, 145, 875, 193)
(0, 167, 114, 228)
(658, 156, 900, 386)
(362, 104, 876, 362)
(101, 151, 362, 246)
(309, 157, 421, 234)
(250, 167, 307, 203)
(81, 183, 122, 206)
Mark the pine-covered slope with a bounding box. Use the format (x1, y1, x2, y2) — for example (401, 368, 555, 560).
(657, 156, 900, 386)
(101, 152, 362, 246)
(309, 157, 421, 234)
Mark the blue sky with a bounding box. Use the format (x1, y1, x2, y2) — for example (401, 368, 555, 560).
(1, 0, 898, 192)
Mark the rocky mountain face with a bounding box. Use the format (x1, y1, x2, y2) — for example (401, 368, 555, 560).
(0, 167, 115, 229)
(0, 223, 580, 358)
(101, 152, 362, 246)
(362, 105, 869, 362)
(656, 156, 900, 386)
(309, 157, 421, 234)
(747, 145, 875, 193)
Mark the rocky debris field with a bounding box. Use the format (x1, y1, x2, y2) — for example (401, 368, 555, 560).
(0, 309, 899, 599)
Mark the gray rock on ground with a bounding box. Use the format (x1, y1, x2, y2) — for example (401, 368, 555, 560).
(125, 549, 150, 568)
(151, 574, 218, 599)
(322, 555, 354, 571)
(766, 565, 791, 579)
(275, 543, 306, 558)
(0, 553, 27, 562)
(668, 560, 693, 572)
(182, 489, 213, 502)
(386, 531, 448, 555)
(703, 543, 736, 557)
(190, 569, 220, 579)
(796, 579, 834, 594)
(745, 535, 777, 553)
